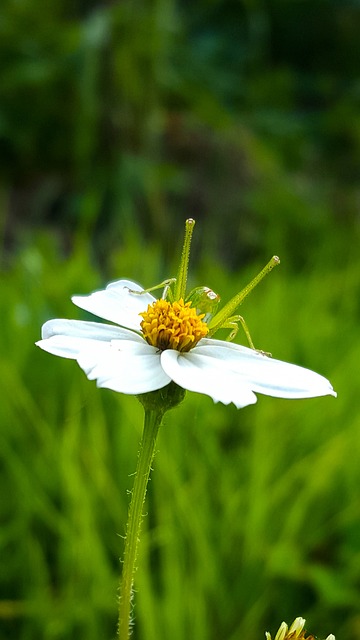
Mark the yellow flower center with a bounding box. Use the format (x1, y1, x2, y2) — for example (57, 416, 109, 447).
(140, 299, 208, 352)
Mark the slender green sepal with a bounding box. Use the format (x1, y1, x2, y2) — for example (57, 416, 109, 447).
(208, 255, 280, 337)
(174, 218, 196, 301)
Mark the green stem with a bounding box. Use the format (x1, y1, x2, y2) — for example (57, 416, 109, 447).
(118, 408, 163, 640)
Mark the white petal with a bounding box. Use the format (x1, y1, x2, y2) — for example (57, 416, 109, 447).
(36, 319, 144, 359)
(274, 622, 288, 640)
(36, 335, 98, 359)
(40, 319, 143, 342)
(288, 618, 305, 635)
(38, 324, 171, 393)
(194, 339, 336, 399)
(71, 279, 156, 330)
(77, 340, 171, 394)
(160, 349, 257, 408)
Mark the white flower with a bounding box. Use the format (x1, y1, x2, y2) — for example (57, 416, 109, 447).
(36, 278, 336, 409)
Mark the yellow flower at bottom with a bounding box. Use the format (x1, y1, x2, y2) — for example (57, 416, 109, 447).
(265, 617, 335, 640)
(140, 298, 208, 352)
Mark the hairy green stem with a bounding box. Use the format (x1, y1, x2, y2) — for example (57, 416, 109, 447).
(118, 408, 163, 640)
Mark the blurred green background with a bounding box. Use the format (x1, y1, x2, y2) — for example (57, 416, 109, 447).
(1, 0, 360, 639)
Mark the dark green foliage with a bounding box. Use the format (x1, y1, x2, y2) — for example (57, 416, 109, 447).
(2, 0, 360, 267)
(1, 1, 359, 639)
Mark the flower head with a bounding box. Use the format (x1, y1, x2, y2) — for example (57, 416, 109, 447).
(36, 220, 336, 408)
(265, 617, 335, 640)
(140, 298, 208, 352)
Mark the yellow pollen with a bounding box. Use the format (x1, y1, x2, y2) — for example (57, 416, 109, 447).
(140, 298, 208, 352)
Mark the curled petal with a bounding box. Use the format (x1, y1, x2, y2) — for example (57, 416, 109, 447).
(77, 340, 171, 394)
(160, 348, 257, 408)
(37, 319, 170, 394)
(194, 339, 337, 399)
(72, 279, 155, 330)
